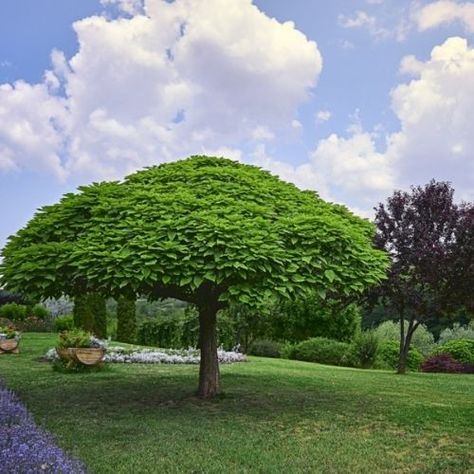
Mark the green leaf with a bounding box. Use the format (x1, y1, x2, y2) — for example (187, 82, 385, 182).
(324, 269, 336, 283)
(316, 288, 326, 300)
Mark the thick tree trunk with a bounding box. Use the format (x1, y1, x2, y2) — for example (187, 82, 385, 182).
(197, 302, 220, 399)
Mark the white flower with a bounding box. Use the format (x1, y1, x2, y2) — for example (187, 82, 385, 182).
(44, 345, 247, 364)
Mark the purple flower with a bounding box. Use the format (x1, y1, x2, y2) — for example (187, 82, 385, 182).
(0, 380, 86, 473)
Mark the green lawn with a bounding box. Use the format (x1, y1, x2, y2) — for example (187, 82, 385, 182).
(1, 333, 473, 473)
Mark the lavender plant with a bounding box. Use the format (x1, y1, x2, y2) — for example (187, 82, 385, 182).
(0, 381, 85, 473)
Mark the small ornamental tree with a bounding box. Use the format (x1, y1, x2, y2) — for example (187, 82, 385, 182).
(373, 181, 474, 374)
(0, 156, 388, 398)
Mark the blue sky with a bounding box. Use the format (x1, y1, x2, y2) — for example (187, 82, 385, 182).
(1, 0, 473, 249)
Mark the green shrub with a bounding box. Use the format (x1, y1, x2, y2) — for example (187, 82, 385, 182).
(375, 340, 423, 371)
(280, 342, 294, 359)
(289, 337, 351, 366)
(270, 299, 361, 343)
(350, 331, 379, 368)
(137, 319, 181, 348)
(31, 304, 50, 320)
(438, 322, 474, 344)
(181, 310, 199, 348)
(116, 297, 136, 343)
(54, 315, 74, 332)
(248, 339, 281, 358)
(0, 325, 19, 339)
(57, 329, 91, 349)
(15, 316, 53, 333)
(433, 339, 474, 365)
(88, 294, 107, 339)
(374, 321, 434, 356)
(73, 294, 107, 338)
(0, 303, 27, 321)
(107, 318, 118, 340)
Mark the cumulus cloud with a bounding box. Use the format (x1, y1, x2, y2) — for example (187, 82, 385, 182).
(414, 1, 474, 33)
(261, 36, 474, 211)
(0, 0, 321, 181)
(0, 82, 68, 178)
(389, 36, 474, 200)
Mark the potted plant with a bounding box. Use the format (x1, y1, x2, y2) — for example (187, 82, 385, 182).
(0, 325, 21, 354)
(56, 329, 106, 366)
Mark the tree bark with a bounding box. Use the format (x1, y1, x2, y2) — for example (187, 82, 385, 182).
(397, 305, 407, 374)
(197, 301, 220, 399)
(398, 318, 419, 374)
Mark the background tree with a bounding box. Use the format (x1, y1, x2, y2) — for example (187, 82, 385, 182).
(1, 156, 388, 398)
(445, 203, 474, 313)
(0, 290, 26, 307)
(269, 296, 360, 343)
(73, 294, 107, 338)
(116, 296, 136, 343)
(373, 181, 473, 373)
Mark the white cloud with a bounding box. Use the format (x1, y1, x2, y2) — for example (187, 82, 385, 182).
(338, 10, 390, 40)
(101, 0, 144, 16)
(0, 0, 321, 181)
(414, 1, 474, 33)
(398, 54, 424, 75)
(261, 36, 474, 210)
(316, 110, 331, 123)
(0, 82, 68, 178)
(388, 36, 474, 200)
(200, 145, 243, 162)
(307, 132, 395, 208)
(251, 126, 275, 141)
(251, 143, 329, 197)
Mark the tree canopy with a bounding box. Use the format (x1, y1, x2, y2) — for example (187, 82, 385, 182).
(373, 180, 473, 373)
(1, 156, 388, 397)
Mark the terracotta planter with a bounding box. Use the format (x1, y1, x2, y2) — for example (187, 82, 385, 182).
(56, 347, 105, 366)
(0, 339, 19, 354)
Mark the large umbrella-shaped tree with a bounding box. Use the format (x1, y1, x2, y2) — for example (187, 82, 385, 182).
(1, 156, 388, 398)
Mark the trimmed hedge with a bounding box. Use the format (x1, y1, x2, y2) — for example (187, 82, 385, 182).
(433, 339, 474, 365)
(248, 339, 281, 358)
(289, 337, 351, 366)
(375, 340, 423, 371)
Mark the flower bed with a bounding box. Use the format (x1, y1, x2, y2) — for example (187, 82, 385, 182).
(46, 345, 246, 365)
(0, 381, 85, 473)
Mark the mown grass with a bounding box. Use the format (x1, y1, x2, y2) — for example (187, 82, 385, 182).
(1, 333, 473, 473)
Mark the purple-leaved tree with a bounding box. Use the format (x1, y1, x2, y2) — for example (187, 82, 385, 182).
(373, 180, 474, 374)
